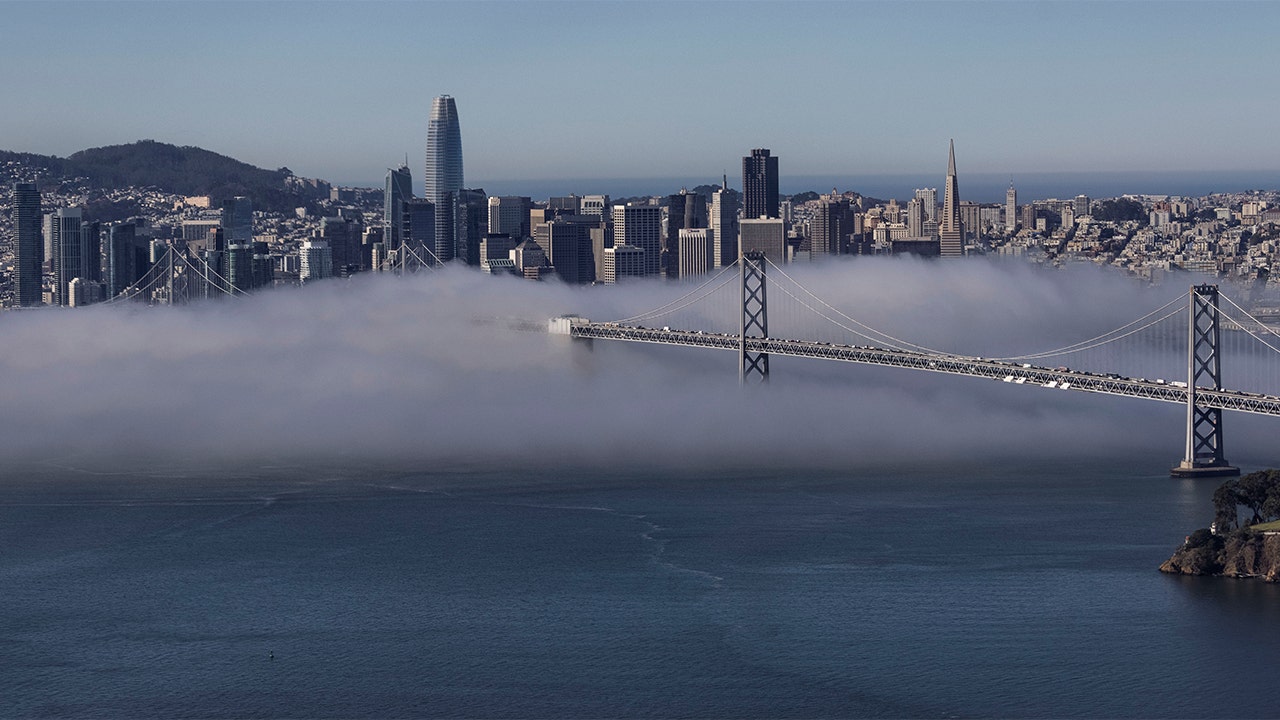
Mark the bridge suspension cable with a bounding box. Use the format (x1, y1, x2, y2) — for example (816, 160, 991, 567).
(100, 245, 180, 305)
(994, 296, 1188, 361)
(610, 261, 741, 325)
(1218, 293, 1280, 357)
(761, 257, 960, 355)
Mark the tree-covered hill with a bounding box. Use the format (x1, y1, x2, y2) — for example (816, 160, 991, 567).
(0, 140, 327, 212)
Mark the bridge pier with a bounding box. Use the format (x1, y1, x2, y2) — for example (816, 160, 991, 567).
(1172, 284, 1240, 479)
(740, 251, 769, 385)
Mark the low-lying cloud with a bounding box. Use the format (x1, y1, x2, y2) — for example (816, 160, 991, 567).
(2, 258, 1274, 472)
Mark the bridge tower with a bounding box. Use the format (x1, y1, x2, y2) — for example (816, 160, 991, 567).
(1172, 284, 1240, 478)
(739, 251, 769, 384)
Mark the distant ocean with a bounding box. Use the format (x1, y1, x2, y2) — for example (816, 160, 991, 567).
(343, 170, 1280, 204)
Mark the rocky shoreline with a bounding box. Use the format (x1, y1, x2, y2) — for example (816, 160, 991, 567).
(1160, 529, 1280, 582)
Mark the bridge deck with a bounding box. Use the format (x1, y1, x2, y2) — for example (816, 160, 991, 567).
(569, 322, 1280, 418)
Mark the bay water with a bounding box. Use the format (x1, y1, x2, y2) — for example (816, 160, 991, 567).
(3, 458, 1278, 718)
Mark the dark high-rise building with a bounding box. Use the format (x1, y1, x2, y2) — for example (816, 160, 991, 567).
(811, 193, 854, 256)
(319, 215, 362, 277)
(49, 207, 83, 306)
(664, 190, 707, 279)
(487, 196, 532, 240)
(403, 198, 436, 268)
(226, 243, 254, 291)
(938, 139, 963, 257)
(106, 222, 150, 299)
(742, 148, 779, 220)
(81, 221, 102, 285)
(456, 188, 488, 266)
(426, 95, 463, 264)
(534, 216, 596, 284)
(12, 183, 42, 307)
(384, 164, 413, 260)
(221, 196, 253, 245)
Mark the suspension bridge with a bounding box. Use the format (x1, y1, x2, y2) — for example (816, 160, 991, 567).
(101, 240, 446, 305)
(553, 252, 1280, 478)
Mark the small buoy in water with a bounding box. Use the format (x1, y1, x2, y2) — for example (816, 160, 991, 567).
(269, 651, 274, 660)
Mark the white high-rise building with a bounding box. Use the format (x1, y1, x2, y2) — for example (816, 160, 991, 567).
(612, 205, 661, 276)
(906, 198, 925, 238)
(580, 195, 610, 217)
(914, 187, 937, 222)
(603, 245, 645, 283)
(677, 228, 713, 278)
(710, 184, 738, 268)
(1006, 183, 1018, 233)
(300, 240, 332, 284)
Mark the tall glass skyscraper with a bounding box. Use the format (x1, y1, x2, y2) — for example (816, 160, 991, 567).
(742, 148, 779, 220)
(384, 163, 412, 259)
(425, 95, 463, 263)
(221, 196, 253, 244)
(12, 183, 42, 307)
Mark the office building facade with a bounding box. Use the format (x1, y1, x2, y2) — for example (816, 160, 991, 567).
(612, 204, 662, 276)
(710, 184, 738, 267)
(12, 183, 42, 307)
(742, 148, 779, 220)
(384, 164, 412, 260)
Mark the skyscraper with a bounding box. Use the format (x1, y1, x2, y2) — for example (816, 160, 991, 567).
(221, 196, 252, 245)
(914, 187, 938, 222)
(12, 183, 42, 307)
(384, 163, 412, 261)
(426, 95, 463, 263)
(534, 217, 595, 284)
(665, 190, 706, 279)
(402, 198, 436, 268)
(1073, 194, 1091, 218)
(107, 222, 150, 299)
(613, 204, 662, 276)
(710, 178, 738, 267)
(677, 228, 713, 278)
(455, 188, 489, 266)
(905, 197, 925, 239)
(812, 191, 854, 255)
(742, 148, 779, 220)
(739, 217, 786, 262)
(49, 207, 83, 306)
(938, 140, 963, 257)
(1006, 183, 1018, 233)
(488, 196, 532, 240)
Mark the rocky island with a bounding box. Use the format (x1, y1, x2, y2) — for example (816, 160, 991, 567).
(1161, 470, 1280, 582)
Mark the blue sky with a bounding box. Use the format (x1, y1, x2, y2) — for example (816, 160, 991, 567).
(3, 1, 1278, 188)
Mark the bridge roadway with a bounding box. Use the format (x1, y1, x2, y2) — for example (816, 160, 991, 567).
(569, 322, 1280, 418)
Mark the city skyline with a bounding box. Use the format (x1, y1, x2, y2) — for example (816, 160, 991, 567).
(3, 1, 1279, 191)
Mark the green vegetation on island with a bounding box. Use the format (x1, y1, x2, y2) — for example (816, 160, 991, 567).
(1161, 469, 1280, 581)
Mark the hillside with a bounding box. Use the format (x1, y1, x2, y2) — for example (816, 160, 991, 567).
(0, 140, 327, 212)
